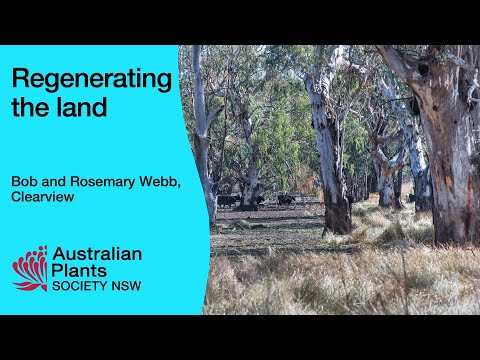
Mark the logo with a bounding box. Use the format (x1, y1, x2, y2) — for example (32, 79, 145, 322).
(13, 245, 47, 292)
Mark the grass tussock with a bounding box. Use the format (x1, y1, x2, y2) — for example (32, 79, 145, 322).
(351, 203, 434, 246)
(205, 247, 480, 314)
(205, 201, 480, 314)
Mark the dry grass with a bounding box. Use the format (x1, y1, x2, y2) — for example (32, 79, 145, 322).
(351, 202, 434, 247)
(205, 200, 480, 315)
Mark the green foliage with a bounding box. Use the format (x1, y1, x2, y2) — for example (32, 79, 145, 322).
(264, 45, 314, 77)
(178, 45, 427, 199)
(256, 109, 299, 190)
(344, 115, 369, 177)
(179, 45, 318, 195)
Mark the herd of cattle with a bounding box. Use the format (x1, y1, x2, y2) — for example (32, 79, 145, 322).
(217, 191, 416, 210)
(217, 194, 296, 209)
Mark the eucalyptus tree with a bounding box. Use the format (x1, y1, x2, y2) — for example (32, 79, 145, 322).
(182, 45, 310, 210)
(258, 75, 314, 196)
(376, 45, 480, 245)
(377, 75, 432, 211)
(224, 46, 263, 206)
(188, 45, 224, 226)
(226, 46, 312, 207)
(363, 95, 407, 208)
(304, 45, 368, 234)
(347, 49, 430, 210)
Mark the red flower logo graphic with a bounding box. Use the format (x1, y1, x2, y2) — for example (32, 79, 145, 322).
(13, 245, 47, 292)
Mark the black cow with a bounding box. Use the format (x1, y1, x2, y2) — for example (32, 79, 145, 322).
(278, 194, 296, 205)
(234, 194, 241, 202)
(217, 195, 237, 208)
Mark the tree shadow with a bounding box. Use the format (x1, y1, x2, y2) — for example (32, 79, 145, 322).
(215, 214, 325, 231)
(266, 221, 325, 230)
(211, 244, 360, 257)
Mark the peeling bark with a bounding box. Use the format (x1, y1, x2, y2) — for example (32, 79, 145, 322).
(373, 156, 401, 208)
(365, 109, 407, 209)
(378, 78, 432, 212)
(324, 188, 352, 235)
(379, 171, 395, 207)
(377, 45, 480, 245)
(239, 158, 263, 208)
(305, 46, 352, 235)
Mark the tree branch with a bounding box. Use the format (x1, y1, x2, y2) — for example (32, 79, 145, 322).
(206, 105, 225, 130)
(370, 142, 406, 174)
(444, 55, 480, 103)
(377, 125, 402, 144)
(369, 147, 390, 166)
(238, 171, 249, 184)
(375, 45, 422, 87)
(352, 108, 375, 138)
(387, 142, 408, 172)
(446, 54, 475, 71)
(337, 69, 369, 123)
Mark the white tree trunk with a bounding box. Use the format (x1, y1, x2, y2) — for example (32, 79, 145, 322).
(304, 46, 352, 235)
(367, 127, 407, 209)
(379, 79, 432, 211)
(237, 106, 263, 208)
(374, 160, 396, 207)
(364, 81, 407, 209)
(240, 161, 263, 208)
(404, 110, 432, 211)
(194, 135, 218, 225)
(192, 45, 224, 227)
(373, 157, 400, 208)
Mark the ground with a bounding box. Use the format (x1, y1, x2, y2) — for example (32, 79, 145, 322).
(212, 196, 332, 257)
(205, 193, 480, 315)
